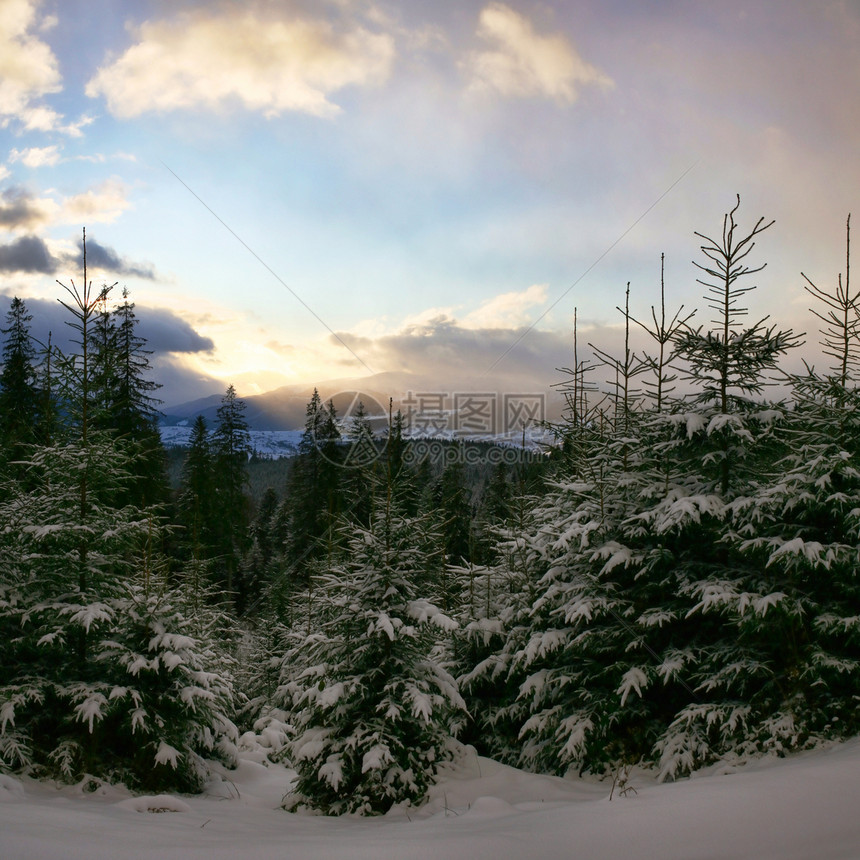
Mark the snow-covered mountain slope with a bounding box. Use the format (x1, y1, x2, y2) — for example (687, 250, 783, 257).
(160, 426, 304, 458)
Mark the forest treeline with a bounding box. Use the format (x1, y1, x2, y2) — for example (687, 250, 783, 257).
(2, 201, 860, 815)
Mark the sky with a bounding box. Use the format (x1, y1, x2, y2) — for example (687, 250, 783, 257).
(1, 0, 859, 409)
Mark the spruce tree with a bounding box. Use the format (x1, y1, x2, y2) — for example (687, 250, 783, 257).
(631, 254, 694, 412)
(341, 400, 378, 529)
(112, 289, 161, 432)
(657, 214, 860, 777)
(0, 297, 41, 470)
(0, 241, 238, 789)
(458, 311, 607, 769)
(673, 195, 800, 492)
(282, 505, 466, 815)
(111, 288, 170, 509)
(95, 579, 238, 792)
(282, 389, 325, 572)
(385, 406, 408, 484)
(211, 385, 252, 603)
(241, 486, 280, 614)
(176, 415, 218, 581)
(434, 458, 473, 569)
(35, 332, 60, 447)
(473, 289, 684, 776)
(652, 199, 803, 777)
(88, 287, 119, 430)
(282, 390, 342, 576)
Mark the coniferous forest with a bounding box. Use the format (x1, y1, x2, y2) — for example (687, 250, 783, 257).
(2, 201, 860, 813)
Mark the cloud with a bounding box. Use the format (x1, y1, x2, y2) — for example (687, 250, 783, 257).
(27, 294, 210, 355)
(86, 7, 395, 119)
(0, 289, 219, 406)
(0, 290, 211, 354)
(9, 145, 61, 168)
(265, 339, 296, 357)
(9, 141, 122, 172)
(465, 3, 612, 102)
(0, 233, 156, 279)
(0, 181, 133, 233)
(135, 306, 214, 355)
(72, 236, 156, 280)
(0, 185, 57, 231)
(62, 179, 132, 224)
(73, 151, 137, 165)
(0, 0, 65, 129)
(9, 104, 89, 136)
(317, 301, 643, 416)
(461, 283, 548, 329)
(44, 111, 93, 137)
(332, 315, 578, 390)
(13, 103, 58, 132)
(0, 234, 54, 273)
(152, 354, 225, 409)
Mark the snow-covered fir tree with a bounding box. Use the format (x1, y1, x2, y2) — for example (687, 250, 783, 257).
(473, 312, 688, 774)
(0, 244, 237, 790)
(281, 503, 466, 815)
(465, 201, 811, 779)
(656, 212, 860, 777)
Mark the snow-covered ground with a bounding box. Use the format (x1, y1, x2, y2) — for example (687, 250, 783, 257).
(3, 738, 860, 860)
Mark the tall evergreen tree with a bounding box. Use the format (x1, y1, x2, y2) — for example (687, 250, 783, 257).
(434, 457, 472, 566)
(0, 297, 41, 468)
(211, 385, 252, 603)
(674, 195, 801, 493)
(111, 289, 169, 508)
(647, 199, 802, 776)
(176, 415, 218, 570)
(282, 390, 343, 575)
(88, 287, 119, 430)
(385, 406, 408, 485)
(657, 213, 860, 778)
(468, 298, 678, 775)
(112, 289, 161, 433)
(341, 400, 378, 529)
(0, 241, 238, 789)
(35, 332, 60, 447)
(241, 486, 280, 615)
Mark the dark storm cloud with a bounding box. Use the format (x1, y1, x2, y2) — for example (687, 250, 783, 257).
(0, 235, 56, 273)
(150, 354, 223, 409)
(0, 233, 157, 279)
(0, 291, 217, 408)
(0, 292, 212, 356)
(137, 307, 214, 354)
(75, 237, 156, 280)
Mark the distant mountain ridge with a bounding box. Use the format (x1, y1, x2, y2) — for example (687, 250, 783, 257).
(161, 370, 566, 433)
(160, 372, 413, 431)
